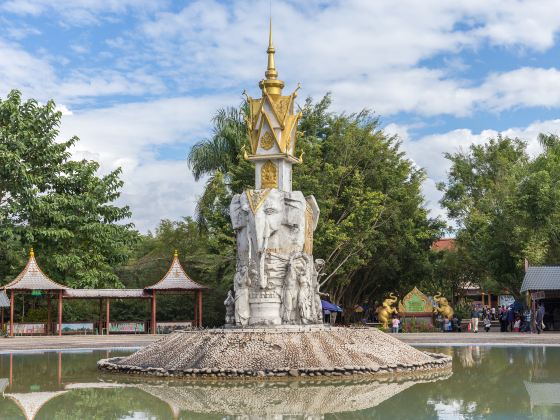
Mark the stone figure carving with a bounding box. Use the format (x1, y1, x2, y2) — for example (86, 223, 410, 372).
(376, 293, 399, 330)
(433, 292, 454, 320)
(312, 259, 326, 322)
(296, 255, 313, 324)
(281, 254, 299, 324)
(234, 265, 251, 326)
(224, 290, 235, 326)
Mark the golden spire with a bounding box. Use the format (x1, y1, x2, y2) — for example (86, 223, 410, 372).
(29, 247, 34, 257)
(174, 249, 178, 258)
(259, 17, 284, 95)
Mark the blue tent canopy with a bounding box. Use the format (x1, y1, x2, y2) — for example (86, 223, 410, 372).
(321, 300, 342, 313)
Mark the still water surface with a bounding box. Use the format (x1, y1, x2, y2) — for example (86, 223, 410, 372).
(0, 346, 559, 419)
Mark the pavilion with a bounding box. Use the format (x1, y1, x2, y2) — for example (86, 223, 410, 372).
(1, 249, 207, 336)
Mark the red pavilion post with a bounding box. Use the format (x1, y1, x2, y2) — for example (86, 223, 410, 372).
(193, 292, 198, 327)
(106, 299, 110, 335)
(197, 290, 203, 327)
(47, 294, 51, 335)
(10, 290, 14, 337)
(57, 290, 62, 336)
(151, 291, 157, 334)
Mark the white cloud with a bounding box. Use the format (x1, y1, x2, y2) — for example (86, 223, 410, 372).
(59, 94, 236, 232)
(1, 0, 160, 25)
(478, 68, 560, 111)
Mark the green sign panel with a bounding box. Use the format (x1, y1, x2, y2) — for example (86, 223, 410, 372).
(404, 294, 425, 313)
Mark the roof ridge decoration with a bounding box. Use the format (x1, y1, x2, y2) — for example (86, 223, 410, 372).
(145, 252, 207, 291)
(4, 249, 68, 291)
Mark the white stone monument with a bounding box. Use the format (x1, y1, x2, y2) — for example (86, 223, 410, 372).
(229, 21, 322, 326)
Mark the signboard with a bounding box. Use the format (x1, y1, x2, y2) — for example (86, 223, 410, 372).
(56, 323, 94, 334)
(532, 291, 546, 300)
(156, 322, 192, 334)
(498, 295, 515, 308)
(109, 322, 145, 333)
(9, 323, 45, 335)
(398, 287, 433, 314)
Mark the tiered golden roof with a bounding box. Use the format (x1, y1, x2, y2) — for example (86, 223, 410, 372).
(244, 19, 302, 164)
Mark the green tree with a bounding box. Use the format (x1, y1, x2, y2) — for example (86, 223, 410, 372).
(0, 90, 137, 288)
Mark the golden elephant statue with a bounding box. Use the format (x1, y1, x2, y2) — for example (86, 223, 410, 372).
(433, 292, 454, 320)
(376, 293, 398, 330)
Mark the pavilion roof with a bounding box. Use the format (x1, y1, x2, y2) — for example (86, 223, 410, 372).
(145, 251, 207, 291)
(4, 249, 68, 291)
(520, 266, 560, 293)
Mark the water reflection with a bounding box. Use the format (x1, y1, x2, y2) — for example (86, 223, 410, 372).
(1, 347, 560, 419)
(0, 350, 450, 419)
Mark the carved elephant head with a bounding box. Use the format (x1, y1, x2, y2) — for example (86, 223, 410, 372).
(230, 189, 319, 256)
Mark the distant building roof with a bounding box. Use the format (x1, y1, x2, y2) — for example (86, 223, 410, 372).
(144, 251, 208, 291)
(64, 289, 150, 299)
(4, 249, 68, 291)
(431, 238, 456, 252)
(520, 266, 560, 293)
(0, 290, 9, 307)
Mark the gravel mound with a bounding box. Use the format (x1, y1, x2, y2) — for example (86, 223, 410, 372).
(99, 326, 451, 378)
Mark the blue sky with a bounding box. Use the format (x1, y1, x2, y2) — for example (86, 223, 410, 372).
(2, 0, 560, 231)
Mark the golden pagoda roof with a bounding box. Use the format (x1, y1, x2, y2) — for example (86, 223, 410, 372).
(4, 249, 68, 291)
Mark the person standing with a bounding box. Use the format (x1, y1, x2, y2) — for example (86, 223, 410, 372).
(500, 306, 508, 332)
(471, 305, 480, 333)
(536, 303, 545, 334)
(391, 315, 400, 333)
(483, 312, 492, 332)
(491, 306, 496, 320)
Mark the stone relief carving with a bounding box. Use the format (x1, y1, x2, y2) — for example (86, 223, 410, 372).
(233, 265, 251, 326)
(224, 290, 235, 326)
(229, 188, 321, 326)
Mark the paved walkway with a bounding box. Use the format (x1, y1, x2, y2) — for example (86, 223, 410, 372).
(1, 331, 560, 352)
(0, 335, 160, 352)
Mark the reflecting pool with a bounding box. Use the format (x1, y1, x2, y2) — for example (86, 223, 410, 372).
(0, 346, 559, 419)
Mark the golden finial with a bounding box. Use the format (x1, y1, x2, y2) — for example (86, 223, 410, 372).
(29, 247, 34, 257)
(259, 17, 284, 95)
(174, 249, 178, 257)
(265, 17, 277, 80)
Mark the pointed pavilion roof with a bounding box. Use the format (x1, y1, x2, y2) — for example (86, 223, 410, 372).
(145, 251, 207, 291)
(4, 249, 68, 291)
(6, 391, 68, 420)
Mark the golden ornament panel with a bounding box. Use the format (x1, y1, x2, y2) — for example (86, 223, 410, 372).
(261, 160, 278, 189)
